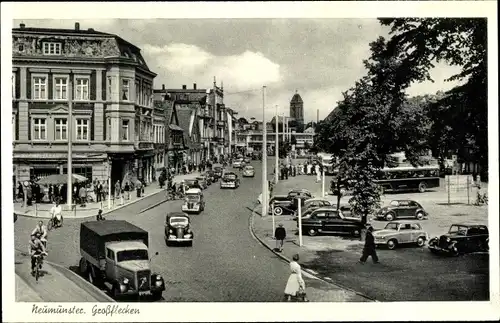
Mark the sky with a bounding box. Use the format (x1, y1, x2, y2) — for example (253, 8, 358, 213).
(13, 18, 462, 122)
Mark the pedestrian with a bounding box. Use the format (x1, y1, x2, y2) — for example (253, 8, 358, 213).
(96, 209, 104, 221)
(114, 180, 121, 200)
(79, 185, 87, 207)
(124, 182, 130, 200)
(359, 225, 379, 264)
(102, 181, 108, 202)
(284, 254, 309, 302)
(95, 180, 101, 202)
(274, 224, 286, 252)
(315, 163, 321, 183)
(136, 179, 143, 198)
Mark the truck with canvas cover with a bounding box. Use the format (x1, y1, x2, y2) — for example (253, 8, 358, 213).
(78, 220, 165, 300)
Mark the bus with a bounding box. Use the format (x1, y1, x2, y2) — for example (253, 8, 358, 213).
(375, 165, 440, 193)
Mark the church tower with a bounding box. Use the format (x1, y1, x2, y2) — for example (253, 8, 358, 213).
(290, 90, 304, 123)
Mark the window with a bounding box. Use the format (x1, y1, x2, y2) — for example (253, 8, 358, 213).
(12, 72, 16, 99)
(76, 119, 89, 141)
(54, 119, 68, 140)
(106, 249, 114, 260)
(122, 119, 129, 141)
(33, 76, 47, 100)
(43, 42, 62, 55)
(122, 79, 130, 101)
(54, 77, 68, 100)
(33, 118, 47, 140)
(107, 118, 112, 140)
(12, 115, 16, 140)
(107, 77, 112, 100)
(75, 77, 89, 100)
(135, 81, 140, 104)
(411, 223, 421, 230)
(313, 212, 327, 219)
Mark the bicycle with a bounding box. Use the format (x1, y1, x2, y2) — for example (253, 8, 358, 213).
(47, 216, 63, 231)
(33, 252, 47, 281)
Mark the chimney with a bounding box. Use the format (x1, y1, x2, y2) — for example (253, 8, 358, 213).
(162, 84, 165, 91)
(20, 23, 26, 29)
(193, 83, 197, 90)
(182, 85, 187, 90)
(75, 22, 80, 31)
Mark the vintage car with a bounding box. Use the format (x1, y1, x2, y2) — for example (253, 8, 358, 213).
(164, 213, 193, 247)
(269, 189, 314, 215)
(181, 188, 205, 213)
(428, 223, 489, 256)
(183, 179, 201, 190)
(195, 176, 209, 189)
(232, 158, 244, 169)
(293, 198, 333, 221)
(375, 200, 429, 221)
(242, 165, 255, 177)
(205, 170, 216, 184)
(243, 157, 251, 164)
(373, 221, 429, 250)
(213, 164, 224, 180)
(220, 172, 240, 189)
(299, 206, 364, 237)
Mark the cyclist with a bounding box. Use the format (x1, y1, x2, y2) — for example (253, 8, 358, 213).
(49, 199, 63, 228)
(29, 233, 47, 276)
(31, 220, 48, 248)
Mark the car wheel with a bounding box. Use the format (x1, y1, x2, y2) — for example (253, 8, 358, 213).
(88, 268, 95, 285)
(188, 241, 193, 247)
(151, 291, 163, 301)
(387, 239, 397, 250)
(274, 207, 283, 216)
(451, 246, 459, 257)
(416, 211, 425, 220)
(418, 181, 427, 193)
(416, 236, 426, 247)
(385, 212, 395, 221)
(307, 228, 318, 236)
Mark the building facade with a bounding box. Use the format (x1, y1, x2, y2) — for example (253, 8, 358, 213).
(12, 22, 160, 189)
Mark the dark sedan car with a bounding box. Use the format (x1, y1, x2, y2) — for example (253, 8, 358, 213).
(428, 223, 489, 256)
(299, 206, 364, 237)
(164, 212, 193, 247)
(268, 189, 313, 215)
(375, 200, 428, 221)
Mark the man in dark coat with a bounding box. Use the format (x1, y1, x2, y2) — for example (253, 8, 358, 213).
(359, 225, 379, 264)
(274, 224, 287, 252)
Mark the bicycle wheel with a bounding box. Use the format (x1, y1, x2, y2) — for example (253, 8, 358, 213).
(35, 260, 40, 281)
(59, 216, 63, 227)
(47, 219, 53, 231)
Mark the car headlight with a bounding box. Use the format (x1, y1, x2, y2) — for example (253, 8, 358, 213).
(446, 237, 451, 242)
(169, 229, 173, 234)
(186, 228, 191, 233)
(156, 275, 162, 281)
(155, 280, 163, 287)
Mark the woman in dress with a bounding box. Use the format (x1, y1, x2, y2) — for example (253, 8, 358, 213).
(284, 254, 309, 301)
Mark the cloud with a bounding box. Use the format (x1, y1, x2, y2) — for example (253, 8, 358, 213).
(142, 43, 282, 92)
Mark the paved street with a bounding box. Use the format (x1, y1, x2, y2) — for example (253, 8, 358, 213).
(14, 160, 352, 302)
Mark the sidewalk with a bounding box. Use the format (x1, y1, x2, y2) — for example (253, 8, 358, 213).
(15, 249, 113, 302)
(14, 172, 200, 219)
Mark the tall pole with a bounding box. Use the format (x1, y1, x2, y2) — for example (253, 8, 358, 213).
(67, 78, 73, 208)
(275, 105, 279, 184)
(261, 86, 268, 217)
(282, 116, 286, 141)
(322, 166, 326, 197)
(298, 197, 303, 246)
(108, 160, 112, 210)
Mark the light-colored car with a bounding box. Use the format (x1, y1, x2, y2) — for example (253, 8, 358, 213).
(232, 159, 243, 168)
(181, 188, 205, 213)
(373, 220, 429, 250)
(242, 165, 255, 177)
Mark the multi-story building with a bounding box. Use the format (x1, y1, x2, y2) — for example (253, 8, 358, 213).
(11, 22, 161, 189)
(154, 80, 236, 162)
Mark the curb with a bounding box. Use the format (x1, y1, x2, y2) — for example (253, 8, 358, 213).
(15, 248, 114, 302)
(138, 198, 168, 214)
(248, 208, 377, 302)
(14, 188, 166, 220)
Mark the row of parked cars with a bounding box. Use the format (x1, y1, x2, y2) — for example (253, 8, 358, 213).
(271, 189, 489, 256)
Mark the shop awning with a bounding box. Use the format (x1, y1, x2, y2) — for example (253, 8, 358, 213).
(169, 124, 184, 131)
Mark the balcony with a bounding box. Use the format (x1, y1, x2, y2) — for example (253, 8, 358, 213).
(135, 141, 154, 150)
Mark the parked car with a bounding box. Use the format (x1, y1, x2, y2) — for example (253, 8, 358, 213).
(293, 198, 333, 221)
(232, 158, 243, 168)
(243, 157, 251, 164)
(205, 170, 216, 183)
(428, 223, 489, 256)
(299, 206, 364, 237)
(220, 172, 240, 189)
(373, 221, 429, 250)
(164, 213, 193, 247)
(195, 176, 208, 189)
(212, 165, 223, 180)
(375, 200, 428, 221)
(242, 165, 255, 177)
(181, 188, 205, 214)
(269, 189, 314, 216)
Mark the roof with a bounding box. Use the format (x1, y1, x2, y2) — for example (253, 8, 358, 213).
(387, 220, 422, 224)
(186, 188, 202, 194)
(454, 223, 488, 227)
(107, 241, 148, 252)
(166, 212, 189, 219)
(305, 197, 330, 203)
(169, 124, 184, 131)
(312, 206, 339, 212)
(290, 93, 303, 103)
(82, 220, 147, 236)
(224, 172, 237, 176)
(12, 27, 110, 36)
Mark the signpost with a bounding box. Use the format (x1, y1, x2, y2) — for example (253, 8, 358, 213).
(271, 202, 276, 239)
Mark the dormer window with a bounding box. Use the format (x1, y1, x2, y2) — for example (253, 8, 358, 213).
(43, 42, 62, 55)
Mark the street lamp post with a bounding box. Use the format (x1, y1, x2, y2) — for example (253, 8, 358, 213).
(67, 78, 73, 209)
(275, 105, 279, 185)
(261, 86, 268, 217)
